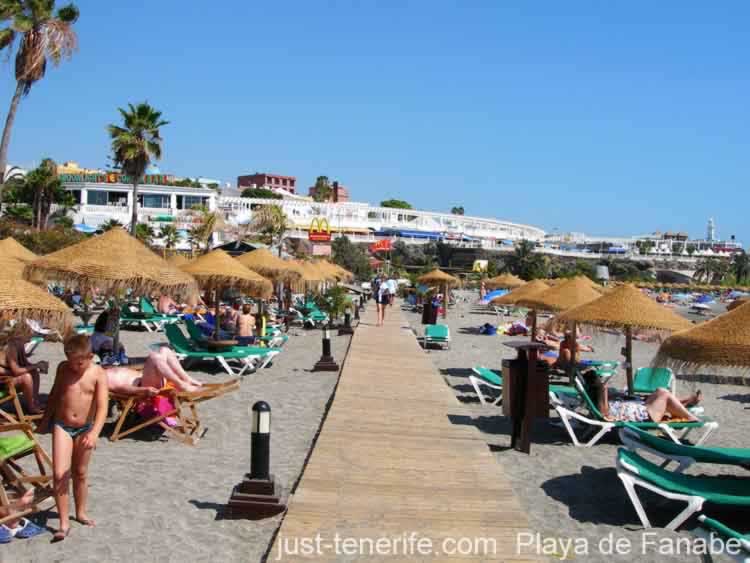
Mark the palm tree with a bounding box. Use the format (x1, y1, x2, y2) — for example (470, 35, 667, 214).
(250, 204, 288, 256)
(187, 207, 220, 255)
(159, 224, 179, 257)
(506, 239, 547, 280)
(693, 257, 729, 285)
(26, 157, 58, 230)
(107, 102, 169, 236)
(134, 223, 154, 246)
(0, 1, 79, 195)
(99, 218, 123, 231)
(731, 251, 750, 285)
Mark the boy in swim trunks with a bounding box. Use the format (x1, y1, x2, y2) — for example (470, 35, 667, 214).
(37, 335, 108, 542)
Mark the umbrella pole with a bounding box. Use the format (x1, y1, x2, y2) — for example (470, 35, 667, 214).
(625, 326, 634, 395)
(213, 288, 220, 340)
(530, 310, 537, 342)
(442, 283, 447, 318)
(112, 294, 121, 357)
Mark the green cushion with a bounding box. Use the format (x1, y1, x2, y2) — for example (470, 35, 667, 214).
(618, 448, 750, 505)
(473, 367, 502, 386)
(623, 423, 750, 465)
(633, 367, 673, 394)
(0, 434, 34, 462)
(425, 324, 449, 339)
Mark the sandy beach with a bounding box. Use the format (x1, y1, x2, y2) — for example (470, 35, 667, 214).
(3, 324, 351, 563)
(405, 290, 749, 563)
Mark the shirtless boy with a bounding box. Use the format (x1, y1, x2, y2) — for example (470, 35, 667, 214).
(38, 335, 108, 542)
(235, 304, 256, 346)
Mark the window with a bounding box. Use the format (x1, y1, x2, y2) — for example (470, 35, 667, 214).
(183, 195, 206, 209)
(87, 191, 108, 206)
(141, 194, 170, 208)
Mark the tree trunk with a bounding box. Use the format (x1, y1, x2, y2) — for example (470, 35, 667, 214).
(0, 82, 25, 205)
(130, 181, 139, 235)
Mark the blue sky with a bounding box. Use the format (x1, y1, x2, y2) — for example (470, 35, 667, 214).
(2, 1, 749, 243)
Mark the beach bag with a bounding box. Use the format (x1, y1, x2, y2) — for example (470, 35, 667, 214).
(479, 323, 497, 336)
(135, 394, 178, 427)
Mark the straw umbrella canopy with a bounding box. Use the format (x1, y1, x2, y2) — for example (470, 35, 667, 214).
(490, 280, 550, 306)
(181, 250, 272, 339)
(655, 301, 750, 373)
(167, 254, 190, 268)
(0, 257, 28, 280)
(180, 250, 272, 297)
(485, 273, 525, 289)
(517, 277, 602, 313)
(728, 297, 749, 312)
(24, 228, 198, 351)
(0, 238, 37, 263)
(235, 248, 303, 283)
(554, 284, 693, 392)
(0, 279, 74, 334)
(417, 269, 459, 318)
(24, 228, 197, 296)
(312, 260, 342, 282)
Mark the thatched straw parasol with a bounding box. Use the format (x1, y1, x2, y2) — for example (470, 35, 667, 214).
(0, 257, 28, 280)
(417, 269, 459, 286)
(24, 228, 197, 296)
(167, 254, 190, 267)
(180, 250, 272, 297)
(295, 260, 325, 283)
(417, 269, 459, 319)
(517, 277, 602, 312)
(655, 301, 750, 373)
(24, 228, 198, 351)
(235, 248, 303, 283)
(0, 279, 73, 334)
(491, 280, 550, 306)
(728, 297, 749, 312)
(181, 250, 272, 339)
(554, 284, 692, 392)
(312, 260, 342, 282)
(485, 273, 525, 289)
(0, 238, 36, 262)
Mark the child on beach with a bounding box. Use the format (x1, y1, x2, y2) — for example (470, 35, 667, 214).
(236, 304, 256, 346)
(38, 335, 108, 542)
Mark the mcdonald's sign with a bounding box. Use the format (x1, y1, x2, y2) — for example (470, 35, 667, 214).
(369, 239, 392, 253)
(308, 218, 332, 242)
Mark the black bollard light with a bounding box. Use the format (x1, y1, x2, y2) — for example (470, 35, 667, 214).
(339, 311, 353, 335)
(225, 400, 286, 519)
(250, 401, 271, 480)
(353, 301, 360, 321)
(313, 326, 339, 371)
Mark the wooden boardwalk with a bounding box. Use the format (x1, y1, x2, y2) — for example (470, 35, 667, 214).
(270, 305, 541, 561)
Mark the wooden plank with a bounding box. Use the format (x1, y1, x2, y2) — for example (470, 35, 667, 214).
(270, 305, 541, 561)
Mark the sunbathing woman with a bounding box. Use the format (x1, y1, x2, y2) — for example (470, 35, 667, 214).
(106, 347, 203, 394)
(583, 371, 701, 423)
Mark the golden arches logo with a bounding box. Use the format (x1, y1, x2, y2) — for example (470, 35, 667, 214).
(309, 218, 331, 234)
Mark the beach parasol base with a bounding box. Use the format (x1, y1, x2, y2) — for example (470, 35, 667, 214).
(225, 475, 286, 520)
(313, 356, 340, 371)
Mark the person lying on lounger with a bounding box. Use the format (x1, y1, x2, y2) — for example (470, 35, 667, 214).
(538, 332, 593, 368)
(583, 371, 701, 423)
(106, 347, 203, 395)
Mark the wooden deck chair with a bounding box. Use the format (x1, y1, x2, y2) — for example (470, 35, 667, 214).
(553, 375, 717, 447)
(0, 376, 41, 425)
(110, 379, 240, 445)
(0, 422, 54, 526)
(616, 447, 750, 530)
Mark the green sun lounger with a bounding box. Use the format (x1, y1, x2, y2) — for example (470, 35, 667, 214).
(697, 515, 750, 562)
(616, 447, 750, 530)
(619, 423, 750, 473)
(552, 376, 717, 447)
(424, 324, 450, 349)
(140, 297, 181, 322)
(470, 366, 503, 405)
(165, 325, 280, 376)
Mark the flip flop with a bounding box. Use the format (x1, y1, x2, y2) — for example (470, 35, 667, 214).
(74, 517, 95, 527)
(51, 528, 70, 543)
(0, 526, 14, 544)
(14, 519, 45, 539)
